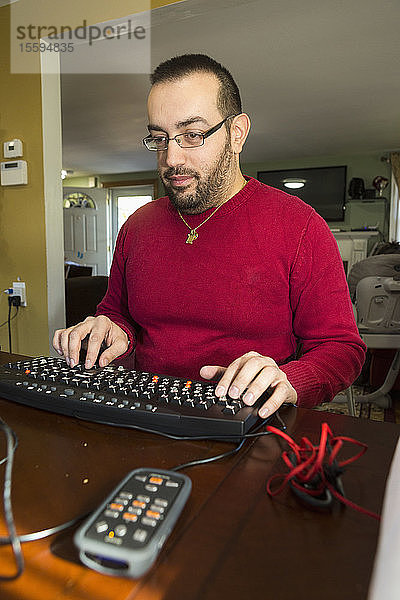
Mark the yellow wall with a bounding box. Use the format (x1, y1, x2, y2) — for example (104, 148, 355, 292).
(0, 0, 182, 356)
(0, 5, 49, 356)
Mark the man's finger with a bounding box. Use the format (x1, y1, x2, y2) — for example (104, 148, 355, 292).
(82, 317, 115, 368)
(59, 324, 89, 365)
(257, 380, 296, 418)
(52, 329, 64, 355)
(199, 365, 226, 380)
(67, 321, 99, 367)
(212, 354, 253, 397)
(227, 356, 276, 400)
(98, 335, 129, 367)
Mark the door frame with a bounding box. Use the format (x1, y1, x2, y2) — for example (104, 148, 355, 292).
(41, 47, 65, 355)
(102, 178, 159, 198)
(41, 57, 159, 354)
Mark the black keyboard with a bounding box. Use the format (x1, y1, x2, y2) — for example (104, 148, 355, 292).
(0, 357, 267, 439)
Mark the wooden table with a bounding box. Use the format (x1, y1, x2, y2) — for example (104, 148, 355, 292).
(0, 352, 398, 600)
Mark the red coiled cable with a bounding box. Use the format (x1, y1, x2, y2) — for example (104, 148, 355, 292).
(266, 422, 381, 520)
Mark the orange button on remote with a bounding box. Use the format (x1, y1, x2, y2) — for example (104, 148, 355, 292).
(149, 477, 163, 485)
(122, 512, 138, 522)
(146, 510, 161, 519)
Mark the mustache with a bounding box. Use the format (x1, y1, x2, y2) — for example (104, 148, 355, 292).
(162, 167, 200, 180)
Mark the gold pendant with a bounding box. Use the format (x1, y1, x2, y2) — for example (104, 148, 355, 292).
(186, 230, 198, 244)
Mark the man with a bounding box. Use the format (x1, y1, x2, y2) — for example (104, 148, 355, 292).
(54, 54, 366, 419)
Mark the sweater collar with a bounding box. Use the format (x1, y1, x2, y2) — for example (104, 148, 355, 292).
(165, 176, 259, 224)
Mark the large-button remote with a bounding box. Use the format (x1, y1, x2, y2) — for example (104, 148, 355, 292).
(74, 468, 191, 578)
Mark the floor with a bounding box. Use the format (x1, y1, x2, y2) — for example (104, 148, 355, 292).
(314, 389, 400, 424)
(389, 391, 400, 424)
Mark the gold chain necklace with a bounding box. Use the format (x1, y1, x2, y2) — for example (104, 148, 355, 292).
(177, 179, 247, 244)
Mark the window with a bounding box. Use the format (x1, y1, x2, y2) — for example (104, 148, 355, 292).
(116, 195, 152, 231)
(110, 184, 154, 248)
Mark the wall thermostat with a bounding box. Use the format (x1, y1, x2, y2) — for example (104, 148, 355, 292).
(1, 160, 28, 186)
(3, 139, 23, 158)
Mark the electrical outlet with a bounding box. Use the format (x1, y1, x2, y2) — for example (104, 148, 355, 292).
(12, 281, 27, 306)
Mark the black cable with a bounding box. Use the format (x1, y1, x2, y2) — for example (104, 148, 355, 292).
(0, 434, 249, 551)
(0, 307, 18, 330)
(5, 303, 19, 353)
(75, 412, 288, 473)
(171, 437, 247, 471)
(0, 408, 288, 580)
(0, 427, 18, 465)
(8, 302, 12, 354)
(169, 412, 289, 471)
(0, 418, 86, 557)
(0, 418, 24, 581)
(0, 514, 87, 545)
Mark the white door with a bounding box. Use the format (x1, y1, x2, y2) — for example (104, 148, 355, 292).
(63, 187, 109, 275)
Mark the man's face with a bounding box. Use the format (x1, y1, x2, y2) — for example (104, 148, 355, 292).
(147, 72, 236, 214)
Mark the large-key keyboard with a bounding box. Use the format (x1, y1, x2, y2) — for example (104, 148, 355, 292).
(0, 357, 266, 439)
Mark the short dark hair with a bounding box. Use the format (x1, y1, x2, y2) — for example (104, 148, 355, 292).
(150, 54, 242, 119)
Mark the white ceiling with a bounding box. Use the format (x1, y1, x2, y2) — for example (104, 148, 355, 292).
(61, 0, 400, 176)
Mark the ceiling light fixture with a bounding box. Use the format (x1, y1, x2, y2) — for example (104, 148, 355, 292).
(282, 178, 306, 189)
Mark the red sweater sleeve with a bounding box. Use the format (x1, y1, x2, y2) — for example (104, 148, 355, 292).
(279, 212, 366, 407)
(95, 223, 136, 357)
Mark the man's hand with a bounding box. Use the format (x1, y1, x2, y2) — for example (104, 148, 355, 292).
(53, 315, 129, 369)
(200, 351, 297, 418)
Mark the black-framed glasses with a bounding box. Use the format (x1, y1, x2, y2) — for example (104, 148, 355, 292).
(143, 115, 237, 151)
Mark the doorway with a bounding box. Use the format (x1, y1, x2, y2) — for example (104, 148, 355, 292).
(111, 184, 154, 248)
(63, 186, 109, 276)
(102, 179, 158, 250)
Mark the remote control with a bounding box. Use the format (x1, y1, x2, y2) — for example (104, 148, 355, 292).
(74, 468, 192, 578)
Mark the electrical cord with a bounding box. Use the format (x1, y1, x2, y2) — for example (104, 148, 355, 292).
(0, 418, 24, 580)
(0, 411, 288, 582)
(8, 302, 12, 354)
(0, 308, 18, 330)
(0, 516, 87, 546)
(266, 422, 381, 520)
(78, 413, 288, 470)
(2, 300, 20, 354)
(171, 438, 247, 472)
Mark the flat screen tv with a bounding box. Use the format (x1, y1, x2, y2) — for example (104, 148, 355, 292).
(257, 165, 347, 222)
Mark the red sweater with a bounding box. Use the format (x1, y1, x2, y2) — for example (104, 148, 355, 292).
(97, 177, 366, 408)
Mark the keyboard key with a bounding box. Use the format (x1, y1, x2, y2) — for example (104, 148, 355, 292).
(0, 356, 261, 440)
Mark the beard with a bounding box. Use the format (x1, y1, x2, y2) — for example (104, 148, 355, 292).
(160, 138, 236, 214)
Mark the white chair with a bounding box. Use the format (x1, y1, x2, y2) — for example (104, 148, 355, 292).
(333, 274, 400, 415)
(353, 275, 400, 408)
